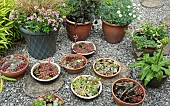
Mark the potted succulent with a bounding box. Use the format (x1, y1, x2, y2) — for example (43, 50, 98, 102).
(64, 0, 101, 41)
(0, 54, 29, 80)
(31, 61, 61, 82)
(72, 40, 96, 56)
(11, 0, 64, 59)
(61, 54, 87, 74)
(129, 37, 170, 87)
(93, 58, 121, 78)
(112, 78, 146, 106)
(99, 0, 138, 44)
(0, 74, 16, 93)
(31, 93, 64, 106)
(131, 21, 168, 57)
(71, 75, 102, 99)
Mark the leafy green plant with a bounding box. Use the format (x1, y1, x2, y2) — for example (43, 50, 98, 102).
(65, 0, 101, 23)
(129, 37, 170, 86)
(99, 0, 138, 26)
(31, 99, 45, 106)
(132, 21, 168, 49)
(0, 75, 16, 93)
(0, 0, 22, 54)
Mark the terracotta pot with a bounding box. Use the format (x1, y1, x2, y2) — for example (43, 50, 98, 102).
(0, 54, 29, 80)
(61, 54, 87, 74)
(93, 58, 121, 79)
(102, 20, 127, 44)
(65, 18, 92, 41)
(30, 61, 61, 82)
(112, 78, 146, 106)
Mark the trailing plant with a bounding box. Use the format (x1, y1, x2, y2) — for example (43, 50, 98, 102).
(99, 0, 138, 26)
(0, 0, 22, 54)
(0, 55, 27, 72)
(63, 56, 86, 69)
(65, 0, 101, 23)
(31, 93, 64, 106)
(113, 81, 144, 103)
(33, 62, 59, 80)
(94, 58, 120, 76)
(0, 75, 16, 93)
(71, 76, 101, 97)
(129, 37, 170, 86)
(132, 21, 168, 49)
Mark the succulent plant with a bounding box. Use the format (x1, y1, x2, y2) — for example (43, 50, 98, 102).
(63, 56, 85, 69)
(0, 55, 27, 72)
(33, 62, 59, 80)
(73, 42, 95, 54)
(94, 59, 120, 76)
(113, 81, 144, 103)
(72, 76, 101, 97)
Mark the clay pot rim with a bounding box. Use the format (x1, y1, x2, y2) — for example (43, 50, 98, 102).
(70, 75, 102, 99)
(65, 17, 91, 25)
(102, 20, 128, 27)
(37, 94, 64, 104)
(0, 54, 29, 74)
(30, 61, 61, 82)
(61, 54, 88, 71)
(112, 78, 146, 105)
(93, 58, 121, 78)
(72, 41, 96, 56)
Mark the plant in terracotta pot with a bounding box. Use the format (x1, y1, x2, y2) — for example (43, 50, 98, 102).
(71, 75, 102, 99)
(112, 78, 146, 106)
(31, 61, 61, 82)
(129, 37, 170, 87)
(64, 0, 101, 41)
(99, 0, 138, 44)
(61, 54, 87, 74)
(31, 93, 64, 106)
(131, 21, 168, 57)
(0, 74, 16, 93)
(11, 0, 64, 59)
(93, 58, 121, 78)
(0, 54, 29, 80)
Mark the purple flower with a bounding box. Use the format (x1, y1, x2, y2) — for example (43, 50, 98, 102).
(34, 6, 38, 9)
(48, 19, 52, 24)
(53, 27, 57, 31)
(62, 21, 67, 27)
(33, 13, 37, 17)
(15, 10, 18, 14)
(41, 8, 45, 12)
(10, 15, 14, 20)
(37, 17, 42, 22)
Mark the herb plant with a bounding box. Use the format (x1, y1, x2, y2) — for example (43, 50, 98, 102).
(113, 81, 144, 103)
(33, 62, 59, 80)
(99, 0, 138, 26)
(132, 21, 168, 49)
(71, 75, 101, 97)
(94, 58, 120, 76)
(129, 37, 170, 86)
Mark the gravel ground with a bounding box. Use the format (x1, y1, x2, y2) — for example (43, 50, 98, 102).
(0, 0, 170, 106)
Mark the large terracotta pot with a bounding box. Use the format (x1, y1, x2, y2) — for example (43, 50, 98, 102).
(65, 18, 92, 41)
(112, 78, 146, 106)
(102, 20, 127, 44)
(0, 54, 29, 80)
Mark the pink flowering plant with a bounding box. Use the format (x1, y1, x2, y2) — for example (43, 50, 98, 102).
(11, 6, 63, 33)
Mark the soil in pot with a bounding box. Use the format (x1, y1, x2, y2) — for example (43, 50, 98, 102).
(93, 58, 121, 78)
(0, 54, 28, 80)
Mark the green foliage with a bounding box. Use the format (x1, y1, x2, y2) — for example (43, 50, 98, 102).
(132, 21, 168, 49)
(99, 0, 138, 26)
(0, 75, 16, 93)
(31, 99, 45, 106)
(129, 39, 170, 86)
(0, 0, 22, 54)
(66, 0, 101, 23)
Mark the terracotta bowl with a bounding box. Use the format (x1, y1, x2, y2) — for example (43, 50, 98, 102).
(72, 41, 96, 56)
(93, 58, 121, 78)
(0, 54, 29, 80)
(71, 75, 102, 99)
(61, 54, 87, 74)
(112, 78, 146, 106)
(31, 61, 61, 82)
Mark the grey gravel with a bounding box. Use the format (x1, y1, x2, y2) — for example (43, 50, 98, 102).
(1, 0, 170, 106)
